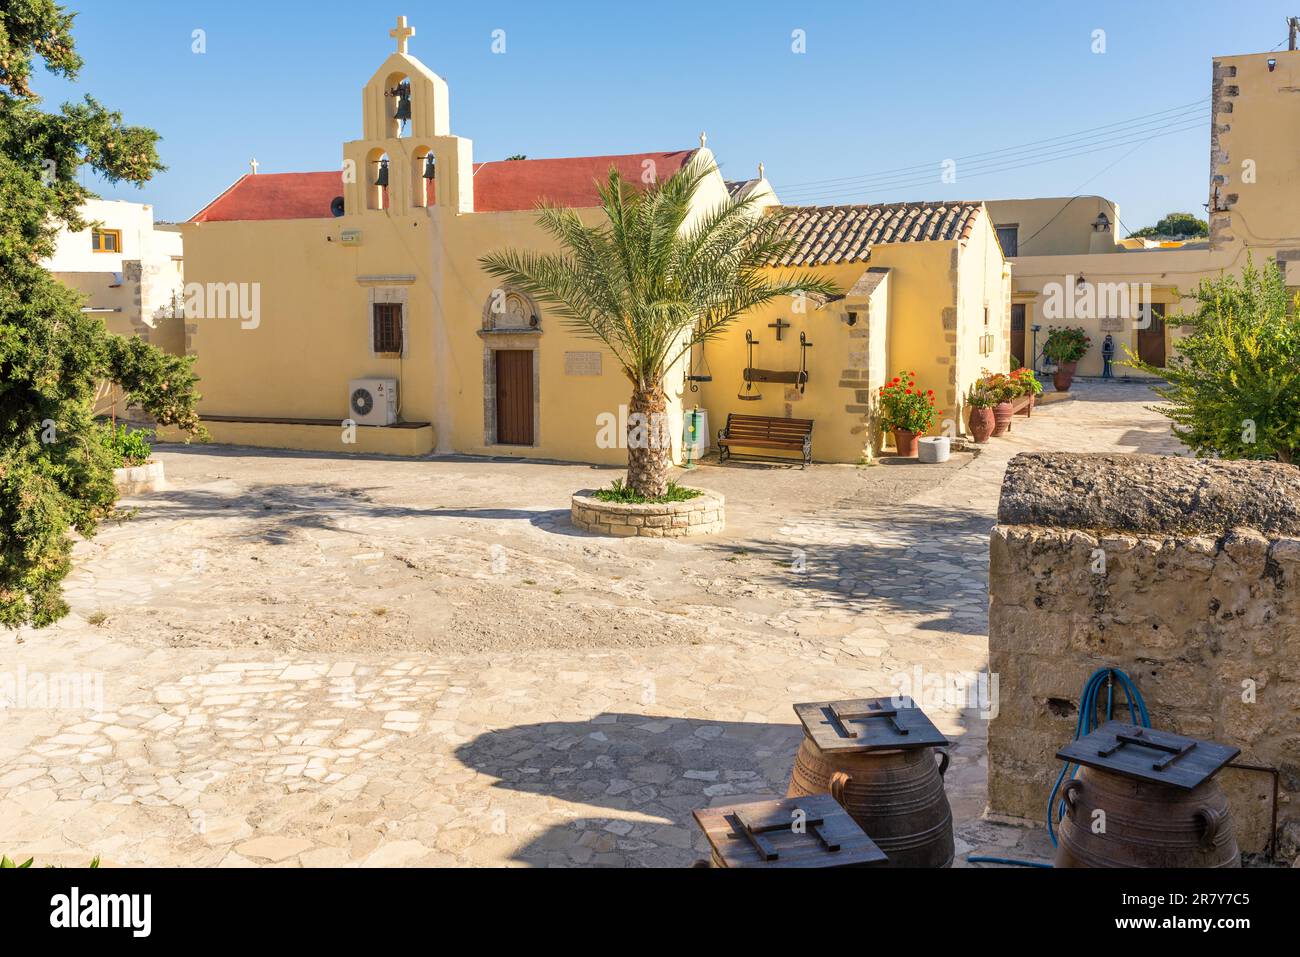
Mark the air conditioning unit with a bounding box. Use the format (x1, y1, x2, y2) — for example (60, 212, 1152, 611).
(348, 378, 398, 426)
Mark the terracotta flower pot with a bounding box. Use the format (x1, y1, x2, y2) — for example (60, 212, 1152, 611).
(968, 407, 995, 444)
(892, 428, 919, 457)
(991, 401, 1014, 437)
(1053, 361, 1078, 392)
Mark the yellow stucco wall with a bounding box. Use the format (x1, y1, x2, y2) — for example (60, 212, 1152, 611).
(1209, 49, 1300, 251)
(182, 212, 441, 426)
(986, 197, 1121, 257)
(694, 263, 889, 463)
(955, 215, 1013, 425)
(1009, 247, 1226, 377)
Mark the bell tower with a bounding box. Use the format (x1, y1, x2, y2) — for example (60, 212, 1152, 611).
(342, 16, 474, 216)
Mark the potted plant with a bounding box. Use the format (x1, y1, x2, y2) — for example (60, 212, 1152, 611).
(1010, 366, 1043, 413)
(1042, 326, 1090, 391)
(981, 372, 1020, 436)
(965, 379, 999, 443)
(878, 372, 941, 456)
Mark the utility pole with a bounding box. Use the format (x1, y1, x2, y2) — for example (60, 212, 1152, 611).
(1289, 16, 1299, 52)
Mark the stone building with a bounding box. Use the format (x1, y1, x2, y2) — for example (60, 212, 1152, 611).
(42, 197, 186, 417)
(987, 43, 1300, 379)
(175, 16, 1008, 463)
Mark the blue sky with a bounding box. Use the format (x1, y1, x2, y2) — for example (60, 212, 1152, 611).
(32, 1, 1299, 229)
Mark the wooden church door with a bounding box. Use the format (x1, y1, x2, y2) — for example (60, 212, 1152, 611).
(495, 350, 534, 445)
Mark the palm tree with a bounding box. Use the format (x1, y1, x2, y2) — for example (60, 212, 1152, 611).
(479, 157, 837, 498)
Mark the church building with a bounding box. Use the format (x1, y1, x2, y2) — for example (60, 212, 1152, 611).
(178, 17, 1009, 465)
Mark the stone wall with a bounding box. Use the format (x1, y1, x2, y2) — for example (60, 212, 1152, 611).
(571, 490, 724, 538)
(989, 452, 1300, 860)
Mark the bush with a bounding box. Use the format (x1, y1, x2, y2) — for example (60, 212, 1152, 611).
(1125, 257, 1300, 464)
(592, 478, 702, 504)
(101, 423, 153, 467)
(878, 372, 942, 433)
(1042, 326, 1090, 364)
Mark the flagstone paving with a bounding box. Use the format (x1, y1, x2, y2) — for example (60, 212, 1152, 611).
(0, 383, 1182, 867)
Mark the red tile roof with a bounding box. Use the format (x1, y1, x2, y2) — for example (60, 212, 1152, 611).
(189, 172, 345, 223)
(187, 150, 698, 222)
(471, 150, 696, 212)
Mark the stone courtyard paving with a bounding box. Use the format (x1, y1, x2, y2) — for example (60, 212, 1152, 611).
(0, 382, 1183, 867)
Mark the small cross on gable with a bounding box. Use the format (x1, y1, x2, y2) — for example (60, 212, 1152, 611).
(390, 16, 415, 55)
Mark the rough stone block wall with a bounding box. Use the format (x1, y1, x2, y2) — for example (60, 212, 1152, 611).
(989, 452, 1300, 860)
(571, 491, 724, 538)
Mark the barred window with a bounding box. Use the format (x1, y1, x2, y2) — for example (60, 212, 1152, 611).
(373, 302, 403, 354)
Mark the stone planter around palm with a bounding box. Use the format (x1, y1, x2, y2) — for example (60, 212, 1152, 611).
(968, 407, 995, 444)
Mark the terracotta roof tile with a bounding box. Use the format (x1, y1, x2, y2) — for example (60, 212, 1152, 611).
(472, 150, 696, 212)
(771, 201, 984, 267)
(188, 150, 698, 222)
(190, 172, 344, 223)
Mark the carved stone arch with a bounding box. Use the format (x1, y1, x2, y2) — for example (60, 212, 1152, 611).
(481, 286, 541, 332)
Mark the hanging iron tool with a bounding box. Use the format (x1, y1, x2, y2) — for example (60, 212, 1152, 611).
(738, 330, 762, 401)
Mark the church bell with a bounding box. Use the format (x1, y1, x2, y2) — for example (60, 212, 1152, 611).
(422, 154, 436, 180)
(392, 83, 412, 123)
(374, 158, 390, 188)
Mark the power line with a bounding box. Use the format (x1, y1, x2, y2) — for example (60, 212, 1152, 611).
(772, 97, 1209, 195)
(776, 112, 1208, 201)
(783, 118, 1205, 205)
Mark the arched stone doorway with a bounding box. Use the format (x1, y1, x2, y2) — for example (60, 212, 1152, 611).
(479, 287, 541, 446)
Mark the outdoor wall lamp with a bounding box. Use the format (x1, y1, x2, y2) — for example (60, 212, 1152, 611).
(1092, 212, 1111, 232)
(1076, 273, 1088, 291)
(1268, 58, 1278, 71)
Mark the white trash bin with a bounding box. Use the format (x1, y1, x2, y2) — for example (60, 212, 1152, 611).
(917, 436, 950, 464)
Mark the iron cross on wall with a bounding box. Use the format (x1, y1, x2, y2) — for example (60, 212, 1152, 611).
(768, 317, 791, 341)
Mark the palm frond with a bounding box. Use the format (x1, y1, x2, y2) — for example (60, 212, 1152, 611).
(478, 155, 840, 389)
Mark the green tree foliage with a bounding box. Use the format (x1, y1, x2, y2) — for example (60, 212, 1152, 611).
(1125, 256, 1300, 465)
(1128, 212, 1209, 240)
(1, 2, 203, 629)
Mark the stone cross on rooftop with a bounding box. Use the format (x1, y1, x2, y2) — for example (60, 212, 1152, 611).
(390, 16, 415, 55)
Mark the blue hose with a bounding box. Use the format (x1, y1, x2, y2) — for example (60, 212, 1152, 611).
(968, 666, 1149, 867)
(1046, 666, 1150, 847)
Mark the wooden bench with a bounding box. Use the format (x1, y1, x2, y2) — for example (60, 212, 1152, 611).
(717, 413, 813, 467)
(1002, 394, 1035, 432)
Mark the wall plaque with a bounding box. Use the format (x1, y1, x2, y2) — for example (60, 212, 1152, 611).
(565, 351, 602, 376)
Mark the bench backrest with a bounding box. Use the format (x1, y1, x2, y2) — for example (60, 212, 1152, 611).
(725, 413, 813, 441)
